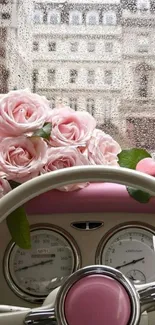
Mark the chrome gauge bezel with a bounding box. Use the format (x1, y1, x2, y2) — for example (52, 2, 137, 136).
(96, 221, 155, 267)
(3, 223, 81, 304)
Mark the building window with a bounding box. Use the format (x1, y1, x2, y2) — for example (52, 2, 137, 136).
(48, 10, 61, 24)
(33, 41, 39, 51)
(0, 28, 7, 42)
(104, 100, 112, 121)
(137, 0, 150, 10)
(0, 67, 9, 93)
(139, 73, 148, 97)
(32, 69, 38, 82)
(105, 42, 113, 53)
(87, 70, 95, 84)
(87, 42, 95, 52)
(136, 64, 150, 98)
(48, 42, 56, 52)
(70, 70, 78, 84)
(86, 98, 95, 115)
(103, 12, 117, 25)
(138, 36, 149, 53)
(0, 1, 9, 3)
(32, 69, 38, 92)
(1, 12, 10, 20)
(33, 10, 43, 24)
(48, 69, 55, 83)
(104, 70, 112, 85)
(86, 11, 99, 25)
(70, 42, 78, 52)
(0, 47, 5, 58)
(69, 11, 82, 25)
(69, 98, 77, 110)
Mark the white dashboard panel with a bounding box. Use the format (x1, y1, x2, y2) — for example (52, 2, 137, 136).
(0, 212, 155, 324)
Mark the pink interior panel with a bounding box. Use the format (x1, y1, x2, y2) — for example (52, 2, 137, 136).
(25, 183, 155, 214)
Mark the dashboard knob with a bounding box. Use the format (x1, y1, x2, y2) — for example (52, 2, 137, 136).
(64, 274, 131, 325)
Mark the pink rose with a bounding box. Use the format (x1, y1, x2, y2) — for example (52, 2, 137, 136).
(42, 146, 90, 191)
(0, 136, 48, 183)
(87, 129, 121, 166)
(0, 178, 11, 198)
(47, 107, 96, 147)
(0, 89, 50, 137)
(136, 157, 155, 176)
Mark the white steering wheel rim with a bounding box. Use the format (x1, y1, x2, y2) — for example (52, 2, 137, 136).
(0, 165, 155, 223)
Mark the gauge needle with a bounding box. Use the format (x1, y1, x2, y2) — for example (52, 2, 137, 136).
(116, 257, 144, 270)
(129, 275, 136, 281)
(15, 259, 54, 272)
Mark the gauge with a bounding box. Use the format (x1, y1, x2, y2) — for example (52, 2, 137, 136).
(96, 224, 155, 284)
(126, 270, 146, 284)
(4, 224, 81, 303)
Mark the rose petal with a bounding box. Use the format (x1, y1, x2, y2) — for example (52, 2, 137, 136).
(47, 107, 96, 147)
(136, 157, 155, 176)
(0, 136, 48, 183)
(42, 146, 90, 191)
(87, 128, 121, 166)
(0, 89, 50, 137)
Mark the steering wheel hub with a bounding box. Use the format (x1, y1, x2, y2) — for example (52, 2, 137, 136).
(54, 265, 140, 325)
(64, 274, 131, 325)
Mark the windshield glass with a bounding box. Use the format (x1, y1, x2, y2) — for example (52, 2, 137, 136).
(0, 0, 154, 151)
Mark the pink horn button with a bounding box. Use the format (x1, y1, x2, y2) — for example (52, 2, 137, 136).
(64, 275, 131, 325)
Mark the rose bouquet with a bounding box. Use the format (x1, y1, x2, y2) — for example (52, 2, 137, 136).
(0, 89, 154, 249)
(0, 89, 122, 248)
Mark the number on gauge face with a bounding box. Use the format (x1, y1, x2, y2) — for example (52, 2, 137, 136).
(98, 226, 155, 284)
(4, 226, 79, 301)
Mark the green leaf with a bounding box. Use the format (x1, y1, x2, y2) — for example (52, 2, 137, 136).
(118, 148, 151, 170)
(7, 207, 31, 249)
(127, 187, 152, 204)
(32, 122, 52, 140)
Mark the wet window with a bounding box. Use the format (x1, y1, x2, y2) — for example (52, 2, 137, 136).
(1, 0, 155, 150)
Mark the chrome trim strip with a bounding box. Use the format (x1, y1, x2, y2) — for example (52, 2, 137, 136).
(25, 308, 56, 325)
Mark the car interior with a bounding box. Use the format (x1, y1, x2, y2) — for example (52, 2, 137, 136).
(0, 166, 155, 325)
(0, 0, 155, 324)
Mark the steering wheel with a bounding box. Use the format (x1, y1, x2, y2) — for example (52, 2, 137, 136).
(1, 165, 155, 325)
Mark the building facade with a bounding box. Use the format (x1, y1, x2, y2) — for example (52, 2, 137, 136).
(32, 0, 155, 148)
(0, 0, 33, 93)
(32, 0, 122, 141)
(0, 0, 17, 93)
(121, 0, 155, 149)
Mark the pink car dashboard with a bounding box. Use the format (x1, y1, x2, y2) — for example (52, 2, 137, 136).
(25, 183, 155, 215)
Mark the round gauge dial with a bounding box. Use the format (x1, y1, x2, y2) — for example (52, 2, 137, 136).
(4, 225, 80, 302)
(96, 224, 155, 284)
